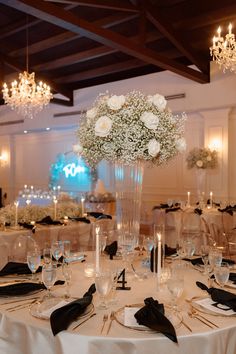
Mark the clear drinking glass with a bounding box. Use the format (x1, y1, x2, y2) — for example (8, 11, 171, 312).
(95, 270, 113, 309)
(209, 248, 222, 267)
(43, 248, 52, 265)
(183, 239, 195, 257)
(167, 275, 184, 313)
(62, 262, 72, 298)
(200, 245, 209, 274)
(63, 240, 71, 261)
(51, 241, 64, 263)
(27, 249, 41, 281)
(42, 263, 57, 298)
(214, 262, 230, 288)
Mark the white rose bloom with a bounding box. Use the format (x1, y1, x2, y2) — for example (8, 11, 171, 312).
(196, 160, 203, 168)
(206, 155, 212, 161)
(95, 116, 112, 137)
(140, 111, 159, 130)
(148, 94, 167, 111)
(72, 144, 83, 154)
(148, 139, 160, 157)
(107, 95, 125, 110)
(176, 138, 186, 152)
(86, 107, 97, 119)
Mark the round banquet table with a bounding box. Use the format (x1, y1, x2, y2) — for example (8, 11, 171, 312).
(0, 254, 236, 354)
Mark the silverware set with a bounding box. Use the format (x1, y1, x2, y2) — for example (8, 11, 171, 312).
(188, 308, 219, 329)
(100, 311, 115, 335)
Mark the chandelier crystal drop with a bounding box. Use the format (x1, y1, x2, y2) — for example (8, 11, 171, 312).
(210, 23, 236, 73)
(2, 71, 53, 119)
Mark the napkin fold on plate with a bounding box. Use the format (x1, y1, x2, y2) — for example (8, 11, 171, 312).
(134, 297, 177, 343)
(50, 283, 96, 336)
(165, 207, 181, 214)
(68, 216, 91, 224)
(36, 216, 62, 225)
(184, 257, 235, 266)
(0, 262, 42, 276)
(196, 281, 236, 311)
(0, 280, 64, 297)
(87, 212, 112, 220)
(104, 241, 117, 259)
(18, 222, 36, 233)
(194, 208, 202, 215)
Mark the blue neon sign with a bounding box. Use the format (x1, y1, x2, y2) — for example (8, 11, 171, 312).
(63, 163, 85, 178)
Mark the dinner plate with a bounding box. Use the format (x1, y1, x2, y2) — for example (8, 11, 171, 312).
(191, 296, 236, 317)
(30, 299, 94, 320)
(114, 303, 182, 332)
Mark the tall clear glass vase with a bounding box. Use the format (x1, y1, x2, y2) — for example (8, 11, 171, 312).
(195, 168, 206, 206)
(114, 160, 144, 247)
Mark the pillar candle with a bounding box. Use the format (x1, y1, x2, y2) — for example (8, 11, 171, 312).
(95, 226, 100, 273)
(157, 233, 162, 276)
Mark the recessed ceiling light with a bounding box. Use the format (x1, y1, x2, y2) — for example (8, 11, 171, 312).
(46, 127, 50, 131)
(24, 130, 28, 134)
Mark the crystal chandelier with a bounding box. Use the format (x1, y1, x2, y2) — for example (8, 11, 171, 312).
(210, 23, 236, 73)
(2, 20, 53, 119)
(2, 72, 53, 119)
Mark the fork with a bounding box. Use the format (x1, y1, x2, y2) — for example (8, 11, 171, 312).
(106, 311, 115, 335)
(188, 310, 214, 329)
(101, 314, 108, 334)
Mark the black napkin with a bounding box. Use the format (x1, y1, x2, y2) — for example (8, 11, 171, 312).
(134, 297, 177, 343)
(196, 281, 236, 311)
(87, 212, 112, 219)
(50, 283, 96, 336)
(229, 273, 236, 284)
(36, 216, 62, 225)
(194, 208, 202, 215)
(0, 262, 42, 276)
(68, 216, 91, 224)
(165, 244, 177, 256)
(104, 241, 117, 259)
(0, 280, 64, 297)
(184, 257, 235, 266)
(165, 207, 181, 213)
(218, 207, 234, 216)
(18, 222, 36, 233)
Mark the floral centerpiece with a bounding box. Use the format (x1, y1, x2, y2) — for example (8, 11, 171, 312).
(186, 147, 218, 169)
(76, 91, 186, 166)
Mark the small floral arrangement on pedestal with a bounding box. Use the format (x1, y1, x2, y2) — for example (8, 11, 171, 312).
(186, 147, 218, 169)
(76, 91, 186, 166)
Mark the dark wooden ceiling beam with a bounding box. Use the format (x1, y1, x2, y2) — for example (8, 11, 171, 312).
(45, 0, 139, 12)
(142, 0, 208, 73)
(10, 13, 138, 57)
(33, 31, 160, 71)
(0, 53, 73, 101)
(2, 0, 209, 83)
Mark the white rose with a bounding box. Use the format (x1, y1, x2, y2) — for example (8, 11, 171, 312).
(86, 107, 97, 119)
(140, 111, 159, 130)
(148, 139, 160, 157)
(148, 93, 167, 111)
(107, 95, 125, 110)
(196, 160, 203, 168)
(95, 116, 112, 137)
(176, 138, 186, 152)
(72, 144, 83, 154)
(206, 155, 212, 161)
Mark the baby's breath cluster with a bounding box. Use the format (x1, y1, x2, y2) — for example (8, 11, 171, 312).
(77, 91, 186, 167)
(186, 147, 218, 169)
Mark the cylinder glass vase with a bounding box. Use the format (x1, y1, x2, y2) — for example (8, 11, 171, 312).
(195, 168, 206, 205)
(114, 160, 144, 248)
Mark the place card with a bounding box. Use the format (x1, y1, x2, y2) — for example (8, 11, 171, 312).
(124, 307, 147, 328)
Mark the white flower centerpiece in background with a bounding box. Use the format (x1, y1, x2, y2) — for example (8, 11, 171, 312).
(76, 91, 186, 243)
(77, 91, 186, 166)
(186, 147, 218, 170)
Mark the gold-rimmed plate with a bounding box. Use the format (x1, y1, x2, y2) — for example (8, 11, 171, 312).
(114, 303, 182, 332)
(190, 296, 236, 317)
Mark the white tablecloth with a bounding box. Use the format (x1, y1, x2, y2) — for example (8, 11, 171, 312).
(0, 254, 236, 354)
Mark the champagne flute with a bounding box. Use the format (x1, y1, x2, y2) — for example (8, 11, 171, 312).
(27, 249, 41, 281)
(95, 270, 113, 309)
(214, 262, 230, 288)
(62, 262, 72, 299)
(42, 263, 57, 298)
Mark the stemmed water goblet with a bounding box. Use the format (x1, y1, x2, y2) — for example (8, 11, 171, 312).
(166, 271, 184, 315)
(42, 263, 57, 299)
(200, 245, 209, 275)
(27, 248, 41, 281)
(51, 241, 64, 264)
(95, 269, 113, 309)
(214, 262, 230, 288)
(43, 247, 52, 265)
(143, 235, 154, 267)
(62, 240, 71, 262)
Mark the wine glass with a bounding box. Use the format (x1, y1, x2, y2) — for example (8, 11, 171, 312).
(100, 233, 108, 256)
(42, 263, 57, 298)
(43, 247, 52, 265)
(51, 241, 64, 263)
(62, 240, 71, 262)
(200, 245, 209, 275)
(214, 262, 230, 288)
(183, 239, 195, 258)
(143, 235, 154, 266)
(27, 249, 41, 281)
(62, 262, 72, 299)
(209, 248, 222, 268)
(95, 269, 113, 309)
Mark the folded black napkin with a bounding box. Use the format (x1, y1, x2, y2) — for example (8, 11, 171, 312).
(68, 216, 91, 224)
(218, 207, 234, 216)
(104, 241, 117, 259)
(36, 216, 62, 225)
(50, 283, 96, 336)
(165, 207, 181, 213)
(196, 281, 236, 311)
(134, 297, 177, 343)
(0, 262, 42, 276)
(229, 273, 236, 284)
(0, 280, 64, 297)
(184, 257, 235, 266)
(87, 212, 112, 219)
(18, 222, 36, 233)
(194, 208, 202, 215)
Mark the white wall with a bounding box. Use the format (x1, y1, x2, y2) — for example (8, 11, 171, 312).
(0, 62, 235, 213)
